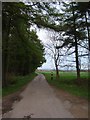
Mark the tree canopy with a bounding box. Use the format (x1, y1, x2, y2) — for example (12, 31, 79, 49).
(2, 1, 89, 87)
(2, 2, 46, 87)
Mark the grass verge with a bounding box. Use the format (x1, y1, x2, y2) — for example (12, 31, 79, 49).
(2, 72, 37, 97)
(0, 89, 2, 97)
(40, 71, 89, 99)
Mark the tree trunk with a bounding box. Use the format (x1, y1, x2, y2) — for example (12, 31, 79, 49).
(55, 64, 59, 80)
(72, 3, 80, 80)
(75, 37, 80, 80)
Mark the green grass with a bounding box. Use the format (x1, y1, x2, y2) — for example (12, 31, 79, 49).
(0, 88, 2, 97)
(2, 73, 37, 96)
(40, 71, 89, 99)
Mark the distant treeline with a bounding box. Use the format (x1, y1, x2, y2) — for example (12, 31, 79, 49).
(37, 69, 89, 72)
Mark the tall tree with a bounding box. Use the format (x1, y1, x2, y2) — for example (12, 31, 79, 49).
(72, 2, 80, 80)
(2, 2, 46, 87)
(76, 2, 90, 74)
(77, 2, 90, 51)
(45, 31, 64, 79)
(56, 2, 87, 80)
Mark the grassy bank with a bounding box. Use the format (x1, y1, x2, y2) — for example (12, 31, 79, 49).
(40, 71, 89, 99)
(3, 73, 37, 96)
(0, 89, 2, 97)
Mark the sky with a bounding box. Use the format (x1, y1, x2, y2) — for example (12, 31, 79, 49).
(35, 28, 88, 70)
(29, 2, 89, 71)
(36, 29, 55, 70)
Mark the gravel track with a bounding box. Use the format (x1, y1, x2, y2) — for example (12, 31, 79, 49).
(3, 74, 74, 118)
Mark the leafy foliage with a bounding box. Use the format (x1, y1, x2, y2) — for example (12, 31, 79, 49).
(2, 2, 45, 87)
(2, 2, 89, 87)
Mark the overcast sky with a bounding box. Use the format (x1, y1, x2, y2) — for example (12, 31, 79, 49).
(35, 28, 88, 70)
(36, 29, 55, 70)
(21, 0, 89, 71)
(29, 0, 89, 71)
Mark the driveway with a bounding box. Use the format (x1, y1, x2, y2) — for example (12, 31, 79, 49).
(3, 74, 74, 118)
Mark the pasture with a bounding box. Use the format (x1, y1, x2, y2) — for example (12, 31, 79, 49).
(39, 71, 89, 99)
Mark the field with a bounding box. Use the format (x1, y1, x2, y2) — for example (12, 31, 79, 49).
(2, 71, 89, 99)
(39, 71, 89, 99)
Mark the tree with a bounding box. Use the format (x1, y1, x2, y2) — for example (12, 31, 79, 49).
(56, 2, 87, 81)
(2, 2, 45, 87)
(45, 31, 64, 79)
(72, 2, 80, 80)
(76, 2, 90, 74)
(2, 2, 89, 87)
(77, 2, 90, 51)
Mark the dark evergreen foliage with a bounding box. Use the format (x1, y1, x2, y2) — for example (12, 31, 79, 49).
(2, 2, 45, 87)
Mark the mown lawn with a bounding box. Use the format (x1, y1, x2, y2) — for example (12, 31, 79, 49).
(2, 73, 37, 96)
(40, 71, 89, 99)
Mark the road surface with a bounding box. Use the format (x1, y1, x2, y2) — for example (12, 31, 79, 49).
(3, 74, 74, 118)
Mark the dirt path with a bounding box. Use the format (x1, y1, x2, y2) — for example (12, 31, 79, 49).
(52, 86, 88, 118)
(3, 74, 75, 118)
